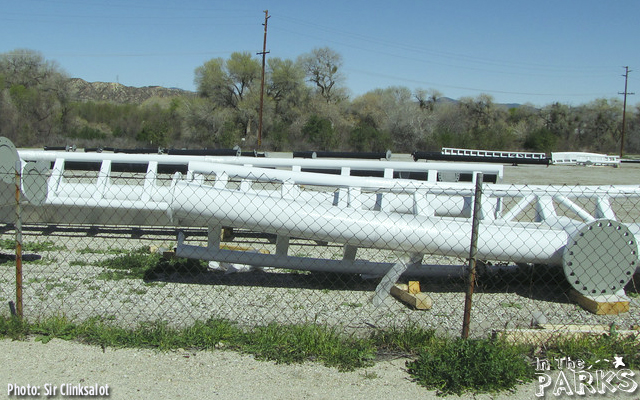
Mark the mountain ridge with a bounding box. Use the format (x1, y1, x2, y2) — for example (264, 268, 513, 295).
(67, 78, 194, 104)
(67, 79, 523, 109)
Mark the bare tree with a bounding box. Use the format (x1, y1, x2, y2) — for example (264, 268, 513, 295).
(298, 47, 346, 103)
(414, 88, 442, 111)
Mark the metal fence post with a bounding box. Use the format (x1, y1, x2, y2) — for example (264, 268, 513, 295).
(14, 160, 23, 318)
(462, 172, 483, 338)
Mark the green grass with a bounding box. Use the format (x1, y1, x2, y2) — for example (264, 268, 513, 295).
(500, 301, 523, 309)
(242, 323, 375, 371)
(540, 328, 640, 370)
(77, 246, 131, 255)
(0, 316, 637, 395)
(0, 316, 375, 371)
(96, 248, 160, 280)
(369, 323, 437, 354)
(0, 239, 66, 252)
(96, 249, 208, 281)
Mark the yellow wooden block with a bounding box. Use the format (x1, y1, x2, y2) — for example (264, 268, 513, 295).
(390, 284, 432, 310)
(569, 289, 630, 315)
(408, 281, 421, 294)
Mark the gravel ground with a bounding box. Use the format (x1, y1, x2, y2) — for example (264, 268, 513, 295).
(4, 338, 638, 399)
(1, 160, 640, 399)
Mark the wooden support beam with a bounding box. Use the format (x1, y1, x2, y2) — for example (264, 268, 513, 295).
(390, 283, 432, 310)
(569, 289, 630, 315)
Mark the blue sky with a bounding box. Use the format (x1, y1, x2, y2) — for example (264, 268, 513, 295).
(1, 0, 638, 106)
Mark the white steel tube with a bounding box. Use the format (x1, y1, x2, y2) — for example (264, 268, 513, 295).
(171, 181, 567, 265)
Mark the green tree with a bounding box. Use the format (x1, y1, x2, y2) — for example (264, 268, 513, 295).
(267, 57, 307, 118)
(351, 87, 427, 152)
(302, 115, 336, 150)
(0, 49, 69, 144)
(457, 94, 514, 149)
(194, 52, 262, 144)
(264, 118, 290, 151)
(624, 104, 640, 154)
(0, 49, 65, 89)
(577, 98, 622, 152)
(523, 127, 558, 153)
(348, 121, 391, 152)
(540, 102, 580, 149)
(194, 52, 261, 109)
(194, 58, 233, 106)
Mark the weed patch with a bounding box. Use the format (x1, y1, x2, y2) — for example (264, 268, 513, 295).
(369, 323, 437, 355)
(406, 338, 534, 395)
(96, 249, 160, 280)
(96, 250, 208, 281)
(0, 239, 65, 252)
(242, 323, 375, 371)
(540, 331, 640, 370)
(0, 316, 374, 372)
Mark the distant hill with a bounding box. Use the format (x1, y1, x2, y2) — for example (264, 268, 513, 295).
(66, 79, 525, 109)
(67, 78, 194, 104)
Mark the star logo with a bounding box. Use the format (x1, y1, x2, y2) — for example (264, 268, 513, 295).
(613, 356, 625, 369)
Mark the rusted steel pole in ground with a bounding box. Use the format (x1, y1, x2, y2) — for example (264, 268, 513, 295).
(15, 160, 23, 318)
(462, 173, 483, 339)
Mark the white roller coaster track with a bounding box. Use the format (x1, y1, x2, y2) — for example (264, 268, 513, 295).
(1, 137, 639, 299)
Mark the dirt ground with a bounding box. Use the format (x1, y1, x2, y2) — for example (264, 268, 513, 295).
(4, 338, 638, 399)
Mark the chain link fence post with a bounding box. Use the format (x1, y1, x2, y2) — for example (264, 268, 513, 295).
(461, 172, 483, 339)
(14, 159, 23, 318)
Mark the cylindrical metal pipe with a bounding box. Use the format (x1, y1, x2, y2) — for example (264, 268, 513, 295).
(166, 148, 241, 157)
(171, 181, 567, 265)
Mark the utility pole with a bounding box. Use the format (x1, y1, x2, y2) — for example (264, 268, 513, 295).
(257, 10, 270, 148)
(619, 66, 634, 158)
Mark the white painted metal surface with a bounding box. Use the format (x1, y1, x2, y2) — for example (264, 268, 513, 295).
(442, 147, 547, 160)
(3, 141, 640, 296)
(551, 152, 621, 166)
(18, 149, 504, 182)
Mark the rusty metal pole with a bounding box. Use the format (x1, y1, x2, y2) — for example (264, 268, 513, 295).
(462, 172, 483, 339)
(14, 160, 23, 318)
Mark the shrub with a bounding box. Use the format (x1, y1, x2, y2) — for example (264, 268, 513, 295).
(406, 338, 534, 395)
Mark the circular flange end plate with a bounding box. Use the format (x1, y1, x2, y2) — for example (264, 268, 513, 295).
(22, 161, 49, 205)
(0, 137, 19, 185)
(563, 219, 637, 296)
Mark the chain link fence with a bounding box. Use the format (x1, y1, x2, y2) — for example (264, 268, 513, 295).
(1, 162, 639, 340)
